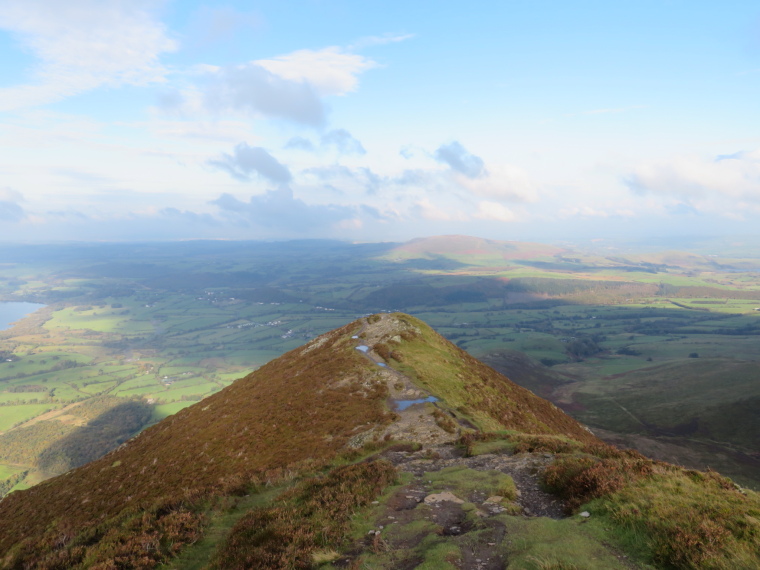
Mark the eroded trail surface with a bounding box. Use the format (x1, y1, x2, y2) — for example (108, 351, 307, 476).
(384, 445, 565, 519)
(334, 444, 571, 569)
(333, 315, 637, 569)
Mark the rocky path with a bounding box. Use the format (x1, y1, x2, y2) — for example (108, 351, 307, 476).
(381, 444, 565, 519)
(334, 444, 569, 569)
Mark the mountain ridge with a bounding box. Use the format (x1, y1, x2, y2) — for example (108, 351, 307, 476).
(1, 313, 758, 569)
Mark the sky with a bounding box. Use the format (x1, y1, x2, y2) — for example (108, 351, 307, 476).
(1, 0, 760, 244)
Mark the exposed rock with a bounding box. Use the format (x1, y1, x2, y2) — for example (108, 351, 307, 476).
(423, 491, 465, 505)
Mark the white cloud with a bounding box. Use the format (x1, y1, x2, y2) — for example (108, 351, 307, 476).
(413, 198, 467, 221)
(348, 33, 415, 50)
(209, 143, 292, 183)
(321, 129, 366, 154)
(200, 64, 326, 125)
(211, 187, 362, 235)
(434, 141, 486, 179)
(146, 119, 256, 143)
(154, 46, 377, 126)
(473, 201, 516, 222)
(0, 0, 176, 111)
(457, 164, 539, 202)
(255, 47, 377, 96)
(558, 205, 610, 219)
(625, 150, 760, 200)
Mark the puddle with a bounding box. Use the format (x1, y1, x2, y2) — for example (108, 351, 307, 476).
(394, 396, 439, 411)
(355, 345, 370, 353)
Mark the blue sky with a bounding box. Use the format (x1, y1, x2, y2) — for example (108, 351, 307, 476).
(1, 0, 759, 243)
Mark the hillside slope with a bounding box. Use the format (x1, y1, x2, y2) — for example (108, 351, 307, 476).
(0, 313, 758, 569)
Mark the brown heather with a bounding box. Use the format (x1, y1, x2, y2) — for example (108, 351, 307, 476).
(2, 312, 757, 569)
(210, 461, 397, 569)
(0, 319, 392, 567)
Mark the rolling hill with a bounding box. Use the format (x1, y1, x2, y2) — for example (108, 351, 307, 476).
(0, 313, 758, 569)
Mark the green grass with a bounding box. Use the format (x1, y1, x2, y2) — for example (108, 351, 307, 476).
(570, 358, 760, 450)
(150, 401, 196, 422)
(425, 465, 517, 501)
(587, 469, 760, 569)
(0, 464, 25, 480)
(0, 404, 54, 431)
(498, 516, 640, 569)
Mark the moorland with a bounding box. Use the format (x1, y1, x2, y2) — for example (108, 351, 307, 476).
(1, 312, 758, 569)
(0, 234, 759, 493)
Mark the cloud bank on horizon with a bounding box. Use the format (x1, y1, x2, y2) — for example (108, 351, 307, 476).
(1, 0, 760, 243)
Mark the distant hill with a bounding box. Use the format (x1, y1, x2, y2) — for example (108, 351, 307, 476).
(0, 314, 757, 569)
(384, 234, 566, 262)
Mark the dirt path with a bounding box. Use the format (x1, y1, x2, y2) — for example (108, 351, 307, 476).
(382, 444, 565, 519)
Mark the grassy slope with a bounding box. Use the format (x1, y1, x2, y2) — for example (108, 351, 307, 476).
(0, 319, 393, 565)
(382, 314, 599, 445)
(573, 358, 760, 447)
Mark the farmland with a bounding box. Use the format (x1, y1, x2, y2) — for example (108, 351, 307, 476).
(1, 235, 760, 492)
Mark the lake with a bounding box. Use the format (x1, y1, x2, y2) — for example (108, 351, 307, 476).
(0, 302, 45, 331)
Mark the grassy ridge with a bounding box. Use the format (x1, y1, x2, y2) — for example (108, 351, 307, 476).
(0, 312, 757, 568)
(379, 314, 599, 444)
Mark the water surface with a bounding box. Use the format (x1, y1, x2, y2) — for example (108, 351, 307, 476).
(0, 302, 45, 331)
(394, 396, 439, 411)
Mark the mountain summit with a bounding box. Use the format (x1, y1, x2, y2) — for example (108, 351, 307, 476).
(1, 313, 758, 568)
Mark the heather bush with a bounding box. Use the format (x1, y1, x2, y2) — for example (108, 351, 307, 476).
(210, 460, 397, 569)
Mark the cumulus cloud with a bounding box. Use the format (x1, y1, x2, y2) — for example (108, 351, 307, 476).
(211, 187, 359, 234)
(0, 0, 176, 111)
(209, 143, 292, 183)
(624, 150, 760, 200)
(255, 47, 377, 96)
(285, 136, 316, 151)
(304, 165, 383, 194)
(202, 64, 326, 126)
(434, 141, 486, 179)
(157, 46, 376, 126)
(284, 130, 365, 154)
(321, 129, 366, 154)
